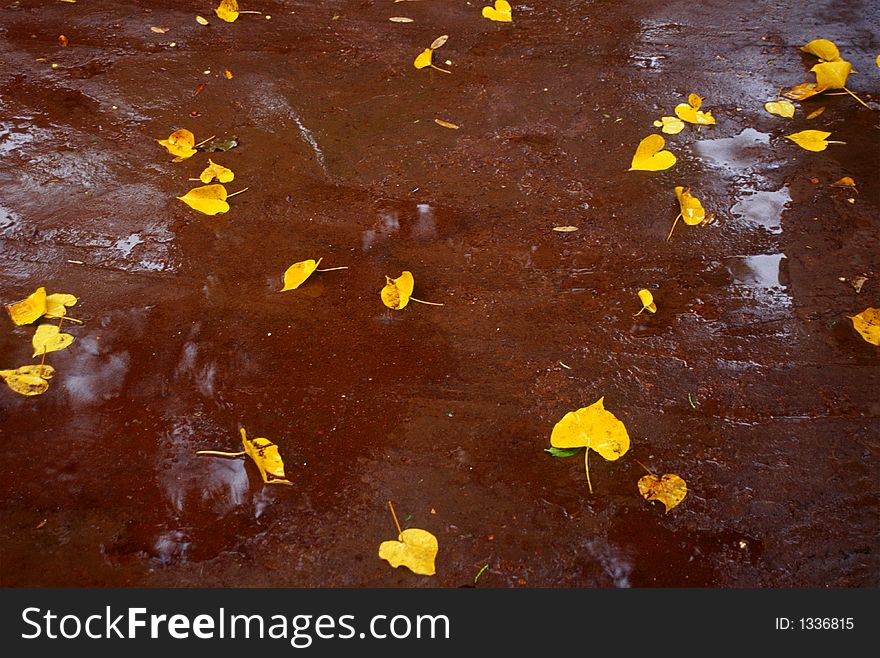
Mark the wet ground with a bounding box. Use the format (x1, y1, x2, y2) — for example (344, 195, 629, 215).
(1, 0, 878, 587)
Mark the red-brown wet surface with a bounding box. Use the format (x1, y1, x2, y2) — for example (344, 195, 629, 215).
(1, 1, 878, 587)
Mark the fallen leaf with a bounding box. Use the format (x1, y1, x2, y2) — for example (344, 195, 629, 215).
(550, 397, 630, 493)
(785, 129, 840, 152)
(552, 226, 579, 232)
(434, 118, 460, 129)
(628, 134, 676, 172)
(215, 0, 240, 22)
(381, 271, 415, 310)
(832, 176, 857, 193)
(6, 287, 47, 326)
(193, 82, 207, 96)
(58, 35, 69, 47)
(801, 38, 841, 62)
(280, 258, 322, 291)
(638, 473, 687, 513)
(150, 26, 170, 34)
(674, 93, 716, 125)
(177, 184, 230, 215)
(545, 447, 583, 457)
(389, 17, 414, 23)
(764, 99, 795, 118)
(32, 324, 75, 358)
(45, 293, 78, 319)
(196, 15, 209, 25)
(157, 129, 197, 159)
(223, 68, 234, 79)
(413, 47, 450, 73)
(241, 428, 292, 484)
(430, 35, 449, 50)
(198, 159, 235, 184)
(805, 106, 825, 119)
(482, 0, 513, 22)
(199, 135, 238, 152)
(653, 116, 685, 134)
(634, 289, 657, 316)
(848, 307, 880, 346)
(811, 60, 851, 90)
(782, 82, 824, 101)
(0, 364, 55, 397)
(667, 185, 707, 242)
(850, 275, 867, 293)
(379, 528, 438, 576)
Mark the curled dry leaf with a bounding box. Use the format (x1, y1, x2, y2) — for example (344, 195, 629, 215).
(653, 116, 685, 134)
(848, 307, 880, 346)
(241, 428, 292, 485)
(628, 134, 676, 171)
(379, 528, 438, 576)
(550, 397, 630, 493)
(199, 159, 235, 184)
(482, 0, 513, 22)
(280, 258, 322, 291)
(764, 99, 795, 118)
(381, 271, 415, 310)
(157, 129, 197, 159)
(832, 176, 857, 192)
(32, 324, 75, 358)
(434, 118, 459, 129)
(58, 35, 69, 47)
(430, 35, 449, 50)
(0, 364, 55, 397)
(638, 473, 688, 513)
(674, 93, 716, 125)
(634, 289, 656, 316)
(6, 287, 47, 326)
(785, 130, 840, 152)
(801, 38, 841, 62)
(177, 184, 230, 215)
(667, 185, 707, 241)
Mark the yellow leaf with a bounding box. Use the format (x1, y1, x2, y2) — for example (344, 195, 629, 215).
(848, 307, 880, 346)
(430, 35, 448, 50)
(32, 324, 74, 357)
(196, 15, 209, 26)
(6, 287, 47, 326)
(550, 397, 630, 493)
(652, 116, 685, 134)
(806, 106, 825, 120)
(877, 54, 880, 67)
(434, 118, 460, 129)
(675, 186, 706, 226)
(634, 289, 656, 316)
(199, 159, 235, 184)
(785, 130, 837, 152)
(782, 82, 824, 101)
(414, 48, 434, 69)
(215, 0, 239, 22)
(241, 428, 292, 485)
(45, 293, 78, 319)
(157, 129, 197, 159)
(764, 100, 795, 118)
(280, 258, 322, 291)
(224, 68, 234, 79)
(379, 528, 438, 576)
(381, 271, 415, 310)
(177, 184, 230, 215)
(801, 38, 841, 62)
(482, 0, 513, 22)
(810, 60, 851, 90)
(638, 473, 687, 513)
(0, 365, 55, 397)
(628, 134, 676, 171)
(832, 176, 857, 192)
(674, 93, 715, 125)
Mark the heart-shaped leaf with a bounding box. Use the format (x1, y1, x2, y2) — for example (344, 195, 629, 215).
(32, 324, 75, 357)
(381, 271, 415, 310)
(379, 528, 438, 576)
(810, 60, 851, 90)
(177, 184, 230, 215)
(785, 130, 838, 152)
(653, 116, 685, 134)
(0, 364, 55, 397)
(638, 473, 688, 513)
(764, 100, 795, 118)
(280, 258, 322, 291)
(482, 0, 513, 22)
(628, 134, 676, 171)
(674, 93, 716, 125)
(157, 129, 197, 159)
(801, 38, 841, 62)
(849, 307, 880, 346)
(45, 293, 78, 319)
(199, 159, 235, 184)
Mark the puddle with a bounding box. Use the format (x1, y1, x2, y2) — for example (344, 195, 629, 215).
(725, 253, 789, 289)
(730, 187, 790, 234)
(694, 128, 770, 172)
(113, 233, 144, 257)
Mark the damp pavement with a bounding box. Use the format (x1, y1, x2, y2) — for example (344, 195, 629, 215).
(0, 0, 878, 587)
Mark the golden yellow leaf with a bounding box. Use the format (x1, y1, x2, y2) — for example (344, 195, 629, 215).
(430, 35, 449, 50)
(0, 365, 55, 397)
(434, 118, 460, 129)
(6, 287, 47, 326)
(832, 176, 857, 192)
(550, 397, 630, 493)
(199, 159, 235, 184)
(482, 0, 513, 22)
(241, 428, 292, 485)
(801, 39, 841, 62)
(628, 134, 676, 171)
(196, 15, 209, 25)
(381, 271, 415, 310)
(652, 116, 685, 134)
(811, 60, 851, 90)
(764, 100, 795, 118)
(782, 82, 824, 101)
(785, 130, 838, 152)
(634, 289, 656, 316)
(806, 106, 825, 120)
(224, 68, 234, 79)
(848, 307, 880, 346)
(215, 0, 239, 22)
(32, 324, 74, 358)
(674, 93, 716, 125)
(280, 258, 322, 291)
(379, 528, 438, 576)
(157, 129, 197, 159)
(877, 54, 880, 67)
(675, 186, 706, 226)
(177, 184, 230, 215)
(414, 48, 434, 69)
(638, 473, 687, 513)
(45, 293, 77, 319)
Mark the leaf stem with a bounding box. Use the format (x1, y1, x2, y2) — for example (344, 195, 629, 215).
(315, 266, 349, 272)
(634, 458, 655, 476)
(226, 187, 250, 198)
(585, 450, 593, 494)
(195, 450, 246, 457)
(825, 140, 847, 145)
(43, 314, 83, 324)
(388, 500, 403, 536)
(843, 87, 872, 110)
(410, 297, 444, 306)
(194, 135, 216, 148)
(430, 64, 451, 74)
(666, 213, 682, 242)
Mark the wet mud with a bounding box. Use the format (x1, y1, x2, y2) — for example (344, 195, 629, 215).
(1, 0, 878, 587)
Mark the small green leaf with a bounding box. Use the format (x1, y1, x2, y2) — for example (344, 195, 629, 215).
(199, 135, 239, 152)
(544, 447, 584, 458)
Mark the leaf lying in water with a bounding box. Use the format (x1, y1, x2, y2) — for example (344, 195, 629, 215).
(482, 0, 513, 22)
(32, 324, 75, 358)
(550, 397, 630, 493)
(157, 129, 198, 159)
(634, 289, 656, 316)
(638, 472, 688, 513)
(848, 307, 880, 346)
(177, 184, 230, 215)
(785, 130, 842, 152)
(215, 0, 239, 22)
(199, 159, 235, 184)
(801, 38, 841, 62)
(831, 176, 857, 192)
(381, 271, 415, 310)
(764, 99, 795, 118)
(653, 116, 685, 134)
(667, 186, 707, 241)
(281, 258, 322, 291)
(199, 135, 239, 152)
(45, 293, 78, 319)
(674, 93, 716, 125)
(628, 134, 676, 171)
(434, 118, 460, 129)
(811, 60, 851, 90)
(0, 364, 55, 397)
(782, 82, 824, 101)
(196, 428, 293, 485)
(6, 287, 47, 326)
(378, 501, 437, 576)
